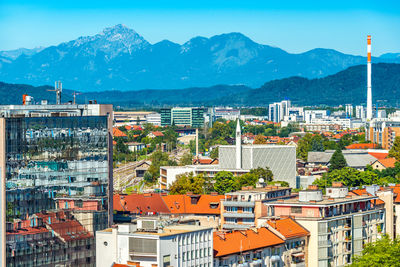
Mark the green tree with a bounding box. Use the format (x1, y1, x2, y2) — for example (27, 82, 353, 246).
(351, 235, 400, 267)
(389, 136, 400, 161)
(234, 173, 258, 190)
(115, 138, 129, 154)
(249, 167, 274, 182)
(214, 171, 236, 194)
(329, 149, 347, 171)
(169, 173, 213, 195)
(296, 133, 313, 161)
(210, 146, 219, 159)
(210, 121, 232, 140)
(311, 135, 324, 151)
(179, 152, 193, 166)
(147, 151, 177, 184)
(254, 135, 267, 144)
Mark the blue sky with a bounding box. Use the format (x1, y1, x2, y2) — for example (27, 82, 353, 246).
(1, 0, 399, 55)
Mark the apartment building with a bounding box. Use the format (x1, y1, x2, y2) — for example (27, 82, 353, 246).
(367, 118, 400, 149)
(265, 218, 309, 267)
(269, 100, 291, 123)
(265, 183, 385, 267)
(0, 102, 113, 267)
(220, 186, 292, 230)
(96, 218, 213, 267)
(213, 227, 285, 267)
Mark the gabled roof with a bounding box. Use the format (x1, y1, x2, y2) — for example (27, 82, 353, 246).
(368, 152, 389, 160)
(113, 127, 127, 137)
(149, 131, 164, 137)
(162, 194, 225, 215)
(213, 228, 284, 257)
(113, 193, 170, 214)
(267, 218, 309, 239)
(375, 158, 397, 168)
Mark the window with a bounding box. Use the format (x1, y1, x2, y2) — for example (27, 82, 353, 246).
(183, 252, 186, 261)
(291, 206, 302, 214)
(226, 206, 238, 212)
(243, 207, 253, 213)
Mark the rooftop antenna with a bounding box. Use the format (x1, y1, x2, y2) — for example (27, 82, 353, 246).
(47, 81, 62, 105)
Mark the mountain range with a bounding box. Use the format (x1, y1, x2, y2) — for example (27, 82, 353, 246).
(1, 24, 399, 92)
(1, 63, 399, 107)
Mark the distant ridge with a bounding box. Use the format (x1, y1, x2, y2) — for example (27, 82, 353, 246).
(0, 24, 399, 92)
(1, 63, 400, 107)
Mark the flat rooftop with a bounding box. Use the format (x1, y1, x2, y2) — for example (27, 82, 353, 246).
(267, 194, 377, 207)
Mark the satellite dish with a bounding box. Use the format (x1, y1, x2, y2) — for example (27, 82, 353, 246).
(259, 178, 265, 183)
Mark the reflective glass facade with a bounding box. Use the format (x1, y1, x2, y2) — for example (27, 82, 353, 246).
(4, 116, 111, 266)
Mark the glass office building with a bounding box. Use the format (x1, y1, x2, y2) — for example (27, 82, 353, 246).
(160, 107, 205, 128)
(1, 115, 112, 266)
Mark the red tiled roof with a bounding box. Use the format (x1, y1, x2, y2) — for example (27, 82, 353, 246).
(150, 131, 164, 137)
(368, 152, 389, 160)
(7, 226, 49, 236)
(35, 211, 92, 242)
(162, 194, 225, 215)
(125, 125, 143, 131)
(376, 158, 397, 168)
(213, 228, 284, 257)
(350, 188, 385, 205)
(346, 143, 378, 149)
(267, 218, 309, 239)
(113, 193, 170, 214)
(113, 128, 127, 137)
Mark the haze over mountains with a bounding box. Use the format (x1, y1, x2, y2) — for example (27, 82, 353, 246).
(1, 24, 399, 92)
(1, 63, 400, 107)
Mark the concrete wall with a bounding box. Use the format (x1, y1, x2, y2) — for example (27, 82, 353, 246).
(96, 229, 118, 267)
(296, 220, 319, 267)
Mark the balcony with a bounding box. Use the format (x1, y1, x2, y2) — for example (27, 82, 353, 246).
(223, 212, 255, 218)
(223, 201, 255, 207)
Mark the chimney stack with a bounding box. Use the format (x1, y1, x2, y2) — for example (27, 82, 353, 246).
(366, 35, 372, 120)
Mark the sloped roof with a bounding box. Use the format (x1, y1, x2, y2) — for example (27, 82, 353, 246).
(267, 218, 309, 239)
(149, 131, 164, 137)
(369, 152, 389, 160)
(162, 194, 225, 215)
(350, 188, 385, 205)
(113, 128, 127, 137)
(213, 228, 284, 257)
(376, 158, 397, 168)
(307, 152, 332, 163)
(113, 194, 170, 214)
(344, 153, 377, 168)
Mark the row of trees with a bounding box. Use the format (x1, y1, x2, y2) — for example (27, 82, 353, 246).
(168, 167, 287, 195)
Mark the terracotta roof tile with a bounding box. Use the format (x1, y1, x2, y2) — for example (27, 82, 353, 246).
(368, 152, 389, 160)
(113, 128, 127, 137)
(114, 194, 170, 214)
(162, 195, 225, 215)
(267, 218, 309, 239)
(346, 143, 378, 149)
(213, 228, 284, 257)
(377, 158, 397, 168)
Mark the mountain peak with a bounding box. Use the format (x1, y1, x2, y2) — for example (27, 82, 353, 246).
(102, 24, 136, 35)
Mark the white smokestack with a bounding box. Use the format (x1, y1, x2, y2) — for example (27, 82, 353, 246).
(235, 119, 241, 169)
(367, 35, 372, 120)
